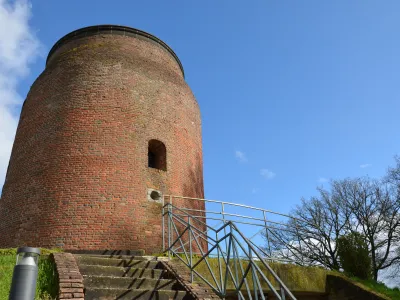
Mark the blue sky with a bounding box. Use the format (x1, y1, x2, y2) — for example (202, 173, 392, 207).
(1, 0, 400, 216)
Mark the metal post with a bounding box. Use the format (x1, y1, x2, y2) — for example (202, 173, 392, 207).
(189, 216, 193, 283)
(222, 203, 228, 254)
(9, 247, 41, 300)
(168, 203, 171, 260)
(216, 230, 223, 295)
(263, 211, 272, 257)
(162, 196, 165, 252)
(249, 245, 259, 300)
(280, 283, 286, 300)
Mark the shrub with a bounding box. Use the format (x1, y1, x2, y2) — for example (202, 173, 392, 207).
(337, 232, 371, 280)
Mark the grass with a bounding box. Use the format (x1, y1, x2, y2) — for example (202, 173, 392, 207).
(187, 256, 327, 292)
(0, 249, 61, 300)
(348, 276, 400, 300)
(162, 253, 400, 299)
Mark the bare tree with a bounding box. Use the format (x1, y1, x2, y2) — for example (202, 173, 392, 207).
(266, 164, 400, 281)
(333, 178, 400, 280)
(266, 187, 350, 271)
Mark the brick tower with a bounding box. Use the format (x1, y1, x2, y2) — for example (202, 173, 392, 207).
(0, 25, 204, 253)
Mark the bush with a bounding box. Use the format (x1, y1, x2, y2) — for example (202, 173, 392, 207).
(337, 232, 371, 280)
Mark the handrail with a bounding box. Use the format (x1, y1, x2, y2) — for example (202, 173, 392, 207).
(163, 202, 297, 300)
(164, 194, 298, 220)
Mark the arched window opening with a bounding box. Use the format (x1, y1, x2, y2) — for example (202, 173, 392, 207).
(148, 140, 166, 171)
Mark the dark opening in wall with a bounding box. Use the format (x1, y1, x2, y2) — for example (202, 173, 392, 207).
(148, 139, 167, 171)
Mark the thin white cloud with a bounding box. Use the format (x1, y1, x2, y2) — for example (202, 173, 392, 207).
(0, 0, 42, 189)
(360, 163, 372, 169)
(318, 177, 328, 183)
(235, 150, 248, 163)
(251, 188, 258, 194)
(260, 169, 276, 180)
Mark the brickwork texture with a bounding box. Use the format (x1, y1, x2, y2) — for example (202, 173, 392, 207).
(52, 253, 84, 299)
(0, 25, 205, 253)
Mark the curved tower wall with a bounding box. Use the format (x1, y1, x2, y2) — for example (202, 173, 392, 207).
(0, 25, 204, 253)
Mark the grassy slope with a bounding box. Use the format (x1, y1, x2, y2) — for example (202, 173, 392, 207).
(349, 276, 400, 300)
(172, 255, 400, 299)
(0, 249, 60, 300)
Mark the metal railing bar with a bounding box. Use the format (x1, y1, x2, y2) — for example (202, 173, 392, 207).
(189, 217, 193, 282)
(168, 227, 222, 292)
(164, 197, 298, 300)
(174, 211, 288, 227)
(263, 211, 272, 257)
(214, 235, 243, 293)
(264, 227, 306, 264)
(230, 234, 285, 299)
(223, 234, 231, 294)
(280, 283, 286, 300)
(171, 250, 220, 292)
(216, 230, 223, 294)
(164, 204, 217, 233)
(232, 240, 253, 299)
(234, 229, 294, 281)
(249, 246, 260, 300)
(167, 214, 189, 261)
(168, 203, 304, 238)
(235, 259, 252, 295)
(253, 262, 267, 300)
(164, 195, 297, 220)
(250, 227, 269, 240)
(169, 211, 219, 244)
(231, 233, 296, 300)
(191, 268, 221, 295)
(162, 201, 165, 251)
(190, 228, 222, 290)
(173, 213, 300, 233)
(191, 239, 224, 270)
(169, 214, 190, 264)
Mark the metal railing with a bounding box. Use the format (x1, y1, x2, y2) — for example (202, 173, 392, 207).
(162, 196, 297, 300)
(162, 195, 306, 263)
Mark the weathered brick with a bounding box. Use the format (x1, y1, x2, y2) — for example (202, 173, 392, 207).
(60, 288, 82, 293)
(73, 293, 84, 298)
(59, 282, 72, 288)
(71, 282, 84, 288)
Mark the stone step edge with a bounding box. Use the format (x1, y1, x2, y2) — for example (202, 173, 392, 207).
(74, 254, 160, 260)
(74, 255, 164, 262)
(78, 264, 167, 271)
(84, 288, 188, 297)
(84, 288, 186, 292)
(82, 274, 177, 282)
(67, 249, 145, 256)
(74, 256, 161, 265)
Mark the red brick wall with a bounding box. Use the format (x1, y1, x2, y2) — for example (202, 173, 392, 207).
(0, 27, 205, 254)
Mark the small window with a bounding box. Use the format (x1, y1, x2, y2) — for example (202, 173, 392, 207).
(148, 140, 166, 171)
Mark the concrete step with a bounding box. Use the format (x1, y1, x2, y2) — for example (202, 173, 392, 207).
(75, 255, 160, 269)
(83, 275, 181, 290)
(76, 254, 157, 261)
(79, 264, 166, 279)
(84, 288, 189, 300)
(68, 249, 145, 256)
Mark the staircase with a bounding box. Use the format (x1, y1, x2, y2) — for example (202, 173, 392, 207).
(73, 252, 192, 300)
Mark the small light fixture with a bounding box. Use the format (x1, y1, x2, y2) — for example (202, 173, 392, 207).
(9, 247, 41, 300)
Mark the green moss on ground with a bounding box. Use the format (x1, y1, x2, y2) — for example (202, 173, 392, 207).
(334, 273, 400, 300)
(187, 256, 326, 292)
(0, 248, 61, 300)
